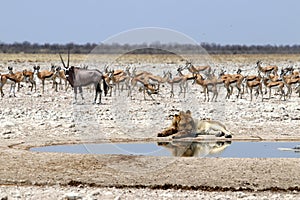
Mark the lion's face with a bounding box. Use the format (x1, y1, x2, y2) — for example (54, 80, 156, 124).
(158, 110, 195, 137)
(177, 110, 195, 132)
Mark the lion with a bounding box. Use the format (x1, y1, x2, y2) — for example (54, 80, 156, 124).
(157, 110, 196, 138)
(157, 110, 233, 138)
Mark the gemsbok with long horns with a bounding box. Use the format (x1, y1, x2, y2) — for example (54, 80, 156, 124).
(59, 52, 108, 104)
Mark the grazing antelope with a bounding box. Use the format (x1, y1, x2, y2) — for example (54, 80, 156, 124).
(33, 65, 58, 93)
(129, 76, 158, 100)
(256, 60, 278, 76)
(59, 53, 108, 104)
(141, 71, 169, 92)
(193, 74, 218, 102)
(263, 77, 285, 101)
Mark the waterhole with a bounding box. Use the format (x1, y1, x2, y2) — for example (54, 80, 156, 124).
(30, 141, 300, 158)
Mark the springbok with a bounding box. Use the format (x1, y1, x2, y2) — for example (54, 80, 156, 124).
(144, 71, 173, 91)
(129, 76, 158, 100)
(167, 71, 188, 98)
(246, 79, 263, 101)
(184, 61, 211, 75)
(282, 75, 299, 99)
(7, 66, 35, 92)
(22, 69, 35, 91)
(54, 66, 69, 91)
(0, 67, 20, 97)
(263, 77, 285, 101)
(32, 65, 58, 93)
(59, 53, 108, 104)
(107, 69, 130, 96)
(256, 60, 278, 76)
(193, 74, 218, 102)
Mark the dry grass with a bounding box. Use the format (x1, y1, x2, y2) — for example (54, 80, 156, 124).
(1, 53, 300, 64)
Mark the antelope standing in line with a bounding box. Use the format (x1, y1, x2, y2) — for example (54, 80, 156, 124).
(256, 60, 278, 76)
(184, 61, 211, 75)
(193, 74, 218, 102)
(219, 69, 244, 99)
(33, 65, 58, 93)
(263, 77, 285, 101)
(282, 76, 299, 99)
(244, 72, 261, 94)
(7, 66, 35, 92)
(0, 67, 21, 97)
(245, 79, 263, 101)
(166, 71, 188, 98)
(107, 69, 130, 96)
(54, 66, 69, 91)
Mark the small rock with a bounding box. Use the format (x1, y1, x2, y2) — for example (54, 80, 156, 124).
(63, 192, 82, 200)
(0, 121, 15, 128)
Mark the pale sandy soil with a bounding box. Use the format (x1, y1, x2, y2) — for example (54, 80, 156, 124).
(0, 54, 299, 199)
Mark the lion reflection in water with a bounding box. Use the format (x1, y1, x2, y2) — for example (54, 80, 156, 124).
(157, 141, 231, 157)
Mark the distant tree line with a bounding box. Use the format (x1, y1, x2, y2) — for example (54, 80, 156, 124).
(0, 41, 300, 54)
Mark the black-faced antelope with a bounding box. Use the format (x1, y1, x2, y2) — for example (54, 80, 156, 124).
(256, 60, 278, 76)
(33, 65, 57, 93)
(59, 53, 109, 104)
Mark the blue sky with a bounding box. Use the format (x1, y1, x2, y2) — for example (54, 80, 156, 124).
(1, 0, 300, 45)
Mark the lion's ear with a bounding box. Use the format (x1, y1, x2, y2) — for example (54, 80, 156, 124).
(186, 110, 192, 116)
(178, 111, 184, 116)
(174, 114, 179, 117)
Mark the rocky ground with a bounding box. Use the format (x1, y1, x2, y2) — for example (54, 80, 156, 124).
(0, 54, 299, 199)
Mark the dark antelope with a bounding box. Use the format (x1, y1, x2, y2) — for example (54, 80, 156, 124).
(59, 52, 108, 104)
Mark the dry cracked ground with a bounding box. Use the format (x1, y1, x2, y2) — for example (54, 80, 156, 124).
(0, 53, 299, 199)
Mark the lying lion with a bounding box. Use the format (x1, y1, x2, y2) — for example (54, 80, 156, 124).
(157, 110, 233, 138)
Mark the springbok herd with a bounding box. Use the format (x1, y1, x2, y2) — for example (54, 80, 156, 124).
(0, 59, 300, 103)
